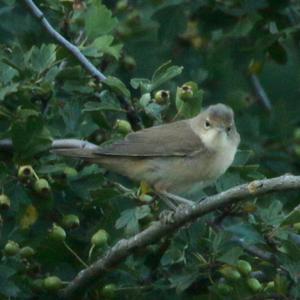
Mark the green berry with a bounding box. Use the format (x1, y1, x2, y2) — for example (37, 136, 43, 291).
(4, 240, 20, 256)
(237, 259, 252, 275)
(217, 283, 233, 295)
(116, 0, 128, 11)
(178, 84, 194, 101)
(220, 266, 241, 281)
(264, 281, 275, 292)
(34, 178, 51, 195)
(115, 119, 132, 134)
(49, 224, 66, 242)
(293, 222, 300, 232)
(62, 214, 80, 229)
(154, 90, 170, 104)
(294, 128, 300, 141)
(91, 229, 109, 247)
(18, 165, 35, 181)
(31, 279, 44, 291)
(63, 167, 78, 179)
(20, 246, 35, 258)
(102, 283, 117, 298)
(43, 276, 63, 291)
(122, 55, 136, 71)
(247, 278, 263, 292)
(0, 194, 10, 210)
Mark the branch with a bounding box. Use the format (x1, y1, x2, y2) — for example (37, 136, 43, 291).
(250, 74, 272, 111)
(23, 0, 141, 128)
(0, 138, 98, 151)
(23, 0, 106, 82)
(59, 174, 300, 299)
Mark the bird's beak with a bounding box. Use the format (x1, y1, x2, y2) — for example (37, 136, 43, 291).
(217, 125, 225, 133)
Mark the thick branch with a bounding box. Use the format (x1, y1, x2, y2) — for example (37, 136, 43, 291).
(60, 174, 300, 299)
(23, 0, 106, 81)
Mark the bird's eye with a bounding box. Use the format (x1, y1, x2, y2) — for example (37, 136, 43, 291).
(205, 120, 211, 128)
(226, 126, 232, 133)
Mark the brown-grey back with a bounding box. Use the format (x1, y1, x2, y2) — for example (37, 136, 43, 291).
(93, 120, 206, 157)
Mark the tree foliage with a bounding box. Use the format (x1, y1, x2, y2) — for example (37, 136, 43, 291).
(0, 0, 300, 299)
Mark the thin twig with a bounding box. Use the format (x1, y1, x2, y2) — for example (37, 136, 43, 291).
(250, 74, 272, 111)
(23, 0, 106, 82)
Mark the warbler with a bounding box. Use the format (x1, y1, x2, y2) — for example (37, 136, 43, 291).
(54, 103, 240, 207)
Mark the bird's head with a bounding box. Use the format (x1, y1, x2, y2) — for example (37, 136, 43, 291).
(193, 103, 240, 150)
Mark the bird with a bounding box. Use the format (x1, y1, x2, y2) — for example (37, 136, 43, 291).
(54, 103, 240, 209)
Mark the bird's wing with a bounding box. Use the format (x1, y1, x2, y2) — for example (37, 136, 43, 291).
(94, 120, 206, 157)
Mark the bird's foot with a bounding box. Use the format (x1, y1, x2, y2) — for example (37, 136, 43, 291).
(159, 191, 195, 207)
(159, 209, 176, 224)
(159, 203, 192, 224)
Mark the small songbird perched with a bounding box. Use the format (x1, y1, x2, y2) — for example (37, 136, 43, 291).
(54, 103, 240, 208)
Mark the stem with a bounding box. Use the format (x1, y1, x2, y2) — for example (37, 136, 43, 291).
(63, 241, 88, 268)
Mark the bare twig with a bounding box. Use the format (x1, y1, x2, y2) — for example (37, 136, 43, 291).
(23, 0, 141, 128)
(23, 0, 106, 82)
(59, 174, 300, 299)
(0, 138, 98, 151)
(250, 74, 272, 111)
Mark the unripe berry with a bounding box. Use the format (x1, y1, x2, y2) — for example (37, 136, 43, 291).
(91, 229, 109, 247)
(63, 167, 78, 179)
(102, 283, 117, 298)
(178, 84, 194, 101)
(220, 266, 241, 281)
(20, 246, 35, 258)
(217, 283, 233, 295)
(115, 119, 132, 134)
(62, 214, 80, 229)
(0, 194, 10, 210)
(247, 278, 263, 292)
(43, 276, 63, 291)
(49, 224, 66, 242)
(34, 178, 51, 195)
(154, 90, 170, 105)
(18, 165, 35, 182)
(4, 240, 20, 256)
(237, 259, 252, 275)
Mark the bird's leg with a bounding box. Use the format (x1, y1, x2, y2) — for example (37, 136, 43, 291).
(160, 191, 194, 206)
(157, 191, 194, 224)
(157, 194, 177, 210)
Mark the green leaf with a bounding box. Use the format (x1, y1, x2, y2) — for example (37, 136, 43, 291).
(84, 1, 118, 40)
(27, 44, 57, 74)
(0, 83, 18, 101)
(69, 165, 104, 198)
(11, 114, 52, 161)
(115, 205, 151, 235)
(130, 78, 151, 93)
(281, 205, 300, 226)
(225, 224, 264, 245)
(217, 246, 243, 265)
(169, 272, 198, 293)
(104, 76, 130, 98)
(0, 62, 19, 84)
(228, 15, 261, 38)
(151, 60, 183, 91)
(258, 200, 285, 226)
(84, 35, 123, 60)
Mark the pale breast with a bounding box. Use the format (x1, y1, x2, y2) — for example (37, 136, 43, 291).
(206, 140, 237, 179)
